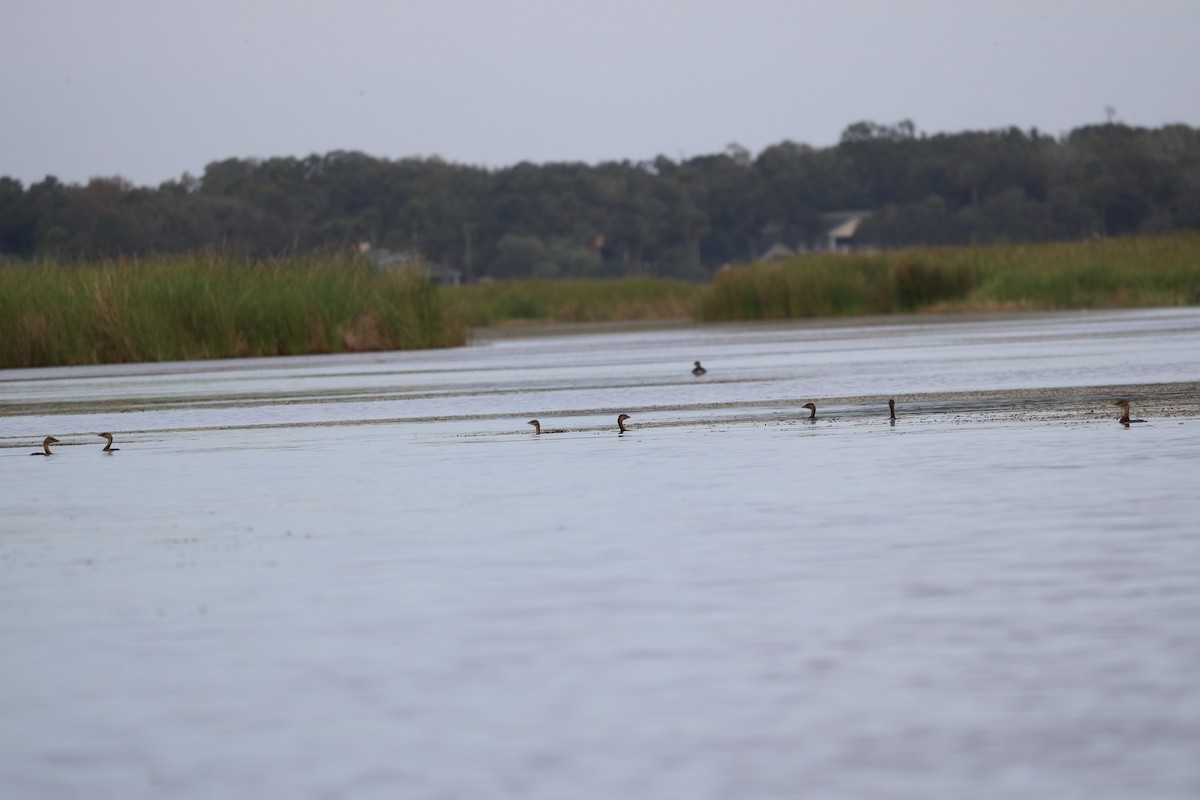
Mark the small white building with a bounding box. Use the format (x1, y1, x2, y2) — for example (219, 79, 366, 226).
(820, 211, 872, 252)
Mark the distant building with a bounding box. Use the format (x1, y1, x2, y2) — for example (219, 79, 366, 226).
(757, 211, 873, 260)
(820, 211, 872, 252)
(425, 264, 464, 286)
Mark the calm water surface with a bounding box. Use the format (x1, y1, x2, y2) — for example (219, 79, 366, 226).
(2, 309, 1199, 799)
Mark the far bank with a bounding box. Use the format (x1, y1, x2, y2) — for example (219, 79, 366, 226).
(2, 233, 1198, 369)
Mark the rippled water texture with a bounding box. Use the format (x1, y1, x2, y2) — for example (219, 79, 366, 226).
(2, 309, 1199, 799)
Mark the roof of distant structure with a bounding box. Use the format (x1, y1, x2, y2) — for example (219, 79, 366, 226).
(760, 242, 795, 260)
(827, 217, 864, 239)
(822, 210, 872, 239)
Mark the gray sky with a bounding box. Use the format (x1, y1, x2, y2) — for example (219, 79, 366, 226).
(4, 0, 1198, 187)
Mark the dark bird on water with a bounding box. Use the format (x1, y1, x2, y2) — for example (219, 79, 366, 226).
(98, 432, 120, 452)
(617, 413, 631, 434)
(1114, 399, 1146, 425)
(527, 420, 567, 435)
(692, 361, 707, 376)
(802, 402, 817, 421)
(888, 398, 896, 422)
(30, 436, 60, 456)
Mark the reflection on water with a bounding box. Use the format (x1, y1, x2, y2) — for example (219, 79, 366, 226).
(2, 309, 1199, 799)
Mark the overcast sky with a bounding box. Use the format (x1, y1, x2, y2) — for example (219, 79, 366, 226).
(4, 0, 1198, 187)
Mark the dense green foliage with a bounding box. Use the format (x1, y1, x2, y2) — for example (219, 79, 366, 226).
(3, 121, 1198, 279)
(699, 232, 1200, 320)
(0, 254, 464, 368)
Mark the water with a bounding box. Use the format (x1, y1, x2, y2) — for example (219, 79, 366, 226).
(2, 308, 1199, 799)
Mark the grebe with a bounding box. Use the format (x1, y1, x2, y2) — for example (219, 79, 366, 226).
(617, 413, 631, 433)
(30, 436, 60, 456)
(692, 361, 707, 376)
(527, 420, 566, 435)
(888, 398, 896, 421)
(1114, 399, 1145, 425)
(98, 432, 120, 452)
(802, 402, 817, 421)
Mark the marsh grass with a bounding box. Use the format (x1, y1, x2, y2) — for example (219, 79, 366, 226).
(0, 253, 464, 368)
(698, 233, 1200, 321)
(449, 276, 702, 328)
(4, 235, 1197, 369)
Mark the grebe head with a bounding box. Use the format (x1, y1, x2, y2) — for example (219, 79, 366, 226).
(617, 413, 631, 433)
(31, 436, 60, 455)
(802, 402, 817, 419)
(98, 432, 119, 451)
(527, 419, 541, 434)
(694, 361, 701, 368)
(1113, 399, 1144, 424)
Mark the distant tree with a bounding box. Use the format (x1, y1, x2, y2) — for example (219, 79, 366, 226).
(0, 178, 35, 256)
(490, 234, 552, 279)
(3, 121, 1198, 268)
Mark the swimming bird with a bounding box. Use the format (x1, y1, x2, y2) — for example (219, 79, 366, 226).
(527, 419, 566, 435)
(30, 436, 60, 456)
(692, 361, 707, 376)
(802, 402, 817, 421)
(98, 432, 120, 452)
(888, 398, 896, 421)
(1114, 399, 1145, 425)
(617, 413, 631, 434)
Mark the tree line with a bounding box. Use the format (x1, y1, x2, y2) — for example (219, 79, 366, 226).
(2, 121, 1198, 279)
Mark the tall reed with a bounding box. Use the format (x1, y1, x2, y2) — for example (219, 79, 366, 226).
(449, 276, 702, 328)
(697, 233, 1200, 321)
(5, 234, 1196, 369)
(0, 253, 465, 368)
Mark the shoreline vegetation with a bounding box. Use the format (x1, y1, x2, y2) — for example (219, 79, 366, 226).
(699, 232, 1200, 321)
(2, 233, 1198, 369)
(0, 253, 465, 369)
